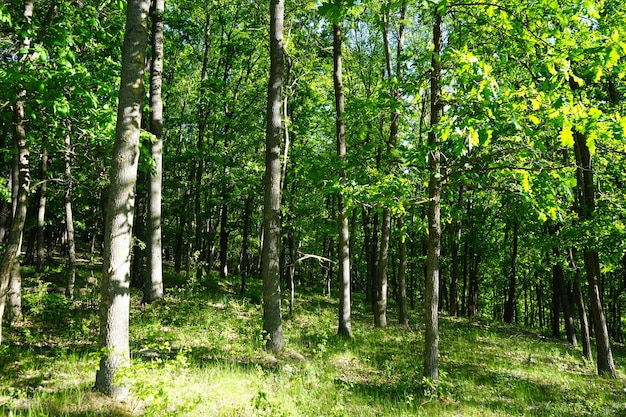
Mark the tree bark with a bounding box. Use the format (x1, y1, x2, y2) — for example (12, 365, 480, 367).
(450, 187, 463, 316)
(574, 279, 593, 361)
(374, 209, 390, 328)
(504, 222, 518, 324)
(262, 0, 285, 353)
(144, 0, 165, 304)
(64, 127, 77, 299)
(36, 143, 47, 272)
(94, 0, 150, 398)
(333, 19, 352, 338)
(573, 128, 616, 377)
(397, 215, 408, 325)
(0, 0, 33, 344)
(423, 10, 443, 383)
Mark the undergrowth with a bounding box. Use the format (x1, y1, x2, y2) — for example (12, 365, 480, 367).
(1, 265, 626, 416)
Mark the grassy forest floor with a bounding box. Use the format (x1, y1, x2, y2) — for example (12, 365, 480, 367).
(1, 261, 626, 416)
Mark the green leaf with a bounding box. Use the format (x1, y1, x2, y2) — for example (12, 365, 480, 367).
(559, 125, 574, 147)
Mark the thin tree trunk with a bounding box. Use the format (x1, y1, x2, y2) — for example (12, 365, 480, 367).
(262, 0, 285, 353)
(239, 195, 252, 295)
(450, 187, 463, 316)
(64, 126, 77, 299)
(95, 0, 150, 398)
(195, 12, 211, 282)
(374, 209, 390, 328)
(145, 0, 164, 303)
(333, 18, 352, 338)
(398, 215, 408, 325)
(36, 143, 47, 272)
(504, 222, 518, 324)
(423, 10, 442, 383)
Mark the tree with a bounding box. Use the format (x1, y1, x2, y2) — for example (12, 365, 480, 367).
(95, 0, 150, 398)
(423, 7, 442, 384)
(332, 6, 352, 339)
(262, 0, 285, 353)
(0, 0, 33, 344)
(144, 0, 165, 304)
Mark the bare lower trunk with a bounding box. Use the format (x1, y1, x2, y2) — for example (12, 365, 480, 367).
(36, 145, 48, 272)
(94, 0, 150, 398)
(145, 0, 165, 304)
(64, 127, 77, 299)
(262, 0, 285, 353)
(574, 279, 593, 361)
(374, 209, 390, 328)
(8, 258, 23, 325)
(423, 10, 442, 383)
(397, 215, 408, 325)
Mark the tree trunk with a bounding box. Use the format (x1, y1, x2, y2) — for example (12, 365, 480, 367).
(219, 203, 228, 279)
(144, 0, 165, 304)
(504, 222, 518, 324)
(333, 19, 352, 338)
(64, 127, 77, 299)
(374, 208, 390, 328)
(0, 0, 33, 343)
(195, 12, 211, 282)
(423, 10, 442, 383)
(94, 0, 150, 398)
(450, 187, 463, 316)
(262, 0, 285, 353)
(36, 143, 47, 272)
(573, 128, 616, 377)
(552, 246, 577, 346)
(7, 259, 22, 325)
(130, 173, 146, 289)
(398, 215, 408, 325)
(239, 195, 252, 295)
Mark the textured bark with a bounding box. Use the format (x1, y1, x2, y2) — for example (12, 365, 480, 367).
(0, 0, 33, 344)
(64, 129, 77, 299)
(573, 127, 615, 377)
(144, 0, 164, 304)
(262, 0, 284, 353)
(7, 259, 23, 325)
(552, 246, 577, 346)
(95, 0, 150, 398)
(1, 101, 30, 344)
(333, 19, 352, 338)
(423, 10, 442, 382)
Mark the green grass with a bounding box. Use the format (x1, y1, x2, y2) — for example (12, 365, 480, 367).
(2, 267, 626, 416)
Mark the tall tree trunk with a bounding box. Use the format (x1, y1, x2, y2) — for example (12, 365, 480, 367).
(504, 222, 518, 324)
(262, 0, 285, 353)
(397, 215, 408, 325)
(552, 245, 577, 346)
(239, 195, 252, 295)
(423, 10, 442, 383)
(219, 202, 229, 279)
(573, 127, 616, 377)
(130, 173, 146, 289)
(7, 259, 22, 325)
(36, 143, 47, 272)
(195, 13, 211, 282)
(94, 0, 150, 398)
(64, 127, 77, 299)
(144, 0, 164, 304)
(450, 187, 463, 316)
(333, 18, 352, 338)
(573, 279, 592, 361)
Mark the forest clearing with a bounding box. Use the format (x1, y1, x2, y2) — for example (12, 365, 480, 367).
(2, 0, 626, 415)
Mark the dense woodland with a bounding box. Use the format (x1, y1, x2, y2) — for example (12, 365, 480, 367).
(2, 0, 626, 411)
